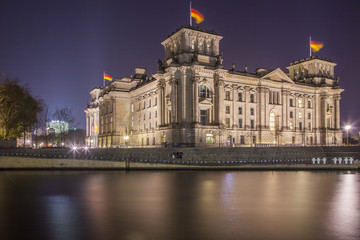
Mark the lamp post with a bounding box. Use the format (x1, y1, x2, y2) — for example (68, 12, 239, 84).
(124, 136, 129, 148)
(345, 125, 351, 145)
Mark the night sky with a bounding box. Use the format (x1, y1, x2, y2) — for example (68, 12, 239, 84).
(1, 0, 360, 131)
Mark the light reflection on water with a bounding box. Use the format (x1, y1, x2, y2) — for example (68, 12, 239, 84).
(0, 171, 359, 240)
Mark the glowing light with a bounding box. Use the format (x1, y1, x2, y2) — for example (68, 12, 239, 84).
(345, 125, 351, 130)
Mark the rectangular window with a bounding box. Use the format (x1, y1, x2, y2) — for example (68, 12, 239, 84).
(225, 91, 231, 100)
(240, 136, 245, 144)
(200, 110, 207, 125)
(149, 99, 151, 107)
(131, 104, 134, 112)
(308, 113, 311, 119)
(290, 121, 293, 129)
(144, 123, 146, 130)
(226, 106, 230, 114)
(250, 94, 255, 103)
(308, 122, 311, 130)
(308, 100, 311, 108)
(153, 137, 155, 145)
(155, 121, 157, 128)
(200, 85, 206, 98)
(250, 108, 254, 115)
(299, 122, 302, 130)
(253, 136, 256, 144)
(250, 119, 254, 129)
(138, 103, 140, 111)
(238, 92, 243, 101)
(238, 107, 242, 115)
(144, 114, 146, 120)
(290, 111, 293, 118)
(290, 99, 294, 107)
(226, 118, 230, 128)
(299, 112, 302, 119)
(149, 123, 151, 129)
(206, 134, 215, 144)
(143, 101, 146, 109)
(299, 99, 302, 108)
(238, 119, 243, 128)
(155, 111, 157, 118)
(131, 117, 134, 127)
(155, 97, 157, 106)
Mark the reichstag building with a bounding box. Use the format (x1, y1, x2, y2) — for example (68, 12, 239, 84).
(85, 25, 343, 148)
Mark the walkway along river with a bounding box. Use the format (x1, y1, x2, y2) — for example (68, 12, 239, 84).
(1, 146, 359, 170)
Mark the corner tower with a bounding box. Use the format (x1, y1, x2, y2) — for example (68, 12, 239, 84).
(161, 25, 223, 68)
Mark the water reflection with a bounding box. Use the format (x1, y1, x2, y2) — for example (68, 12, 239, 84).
(327, 174, 360, 239)
(0, 171, 358, 240)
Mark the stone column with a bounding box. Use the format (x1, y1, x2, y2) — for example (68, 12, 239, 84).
(217, 80, 225, 125)
(233, 84, 238, 127)
(157, 82, 164, 125)
(334, 95, 341, 129)
(170, 78, 177, 123)
(244, 86, 250, 129)
(192, 76, 199, 123)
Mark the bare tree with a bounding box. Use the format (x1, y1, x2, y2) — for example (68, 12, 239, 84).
(53, 107, 78, 146)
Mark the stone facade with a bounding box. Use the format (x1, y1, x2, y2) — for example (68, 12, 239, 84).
(85, 25, 343, 148)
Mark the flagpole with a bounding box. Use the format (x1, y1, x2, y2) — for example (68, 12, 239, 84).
(190, 2, 192, 26)
(103, 71, 105, 87)
(310, 36, 312, 57)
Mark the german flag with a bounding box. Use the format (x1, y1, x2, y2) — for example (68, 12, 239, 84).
(191, 8, 204, 24)
(104, 73, 113, 81)
(311, 41, 324, 53)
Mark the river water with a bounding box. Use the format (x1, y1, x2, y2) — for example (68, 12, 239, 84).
(0, 170, 359, 240)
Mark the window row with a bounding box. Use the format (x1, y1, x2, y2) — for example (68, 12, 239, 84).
(132, 98, 158, 112)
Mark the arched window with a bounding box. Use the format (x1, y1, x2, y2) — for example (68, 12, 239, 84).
(270, 112, 275, 131)
(191, 40, 195, 50)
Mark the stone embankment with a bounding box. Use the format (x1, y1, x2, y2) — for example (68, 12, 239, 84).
(0, 146, 359, 170)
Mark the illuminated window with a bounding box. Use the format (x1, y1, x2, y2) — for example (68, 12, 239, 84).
(191, 40, 195, 50)
(289, 121, 293, 129)
(226, 106, 230, 114)
(269, 112, 275, 131)
(225, 91, 231, 100)
(226, 118, 230, 128)
(299, 112, 302, 119)
(131, 117, 134, 127)
(206, 134, 214, 144)
(299, 99, 302, 108)
(131, 104, 134, 112)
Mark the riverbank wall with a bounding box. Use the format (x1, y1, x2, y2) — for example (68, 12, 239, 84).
(1, 146, 359, 170)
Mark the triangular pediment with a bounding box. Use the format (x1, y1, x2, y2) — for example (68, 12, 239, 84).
(199, 98, 213, 105)
(262, 68, 294, 84)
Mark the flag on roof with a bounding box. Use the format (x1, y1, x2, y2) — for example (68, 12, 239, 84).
(191, 8, 204, 24)
(104, 73, 113, 81)
(310, 41, 324, 53)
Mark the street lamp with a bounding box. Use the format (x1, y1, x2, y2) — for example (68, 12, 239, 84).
(124, 136, 129, 147)
(345, 125, 351, 145)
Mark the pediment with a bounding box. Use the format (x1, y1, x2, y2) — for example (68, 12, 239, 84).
(262, 68, 294, 84)
(199, 98, 213, 105)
